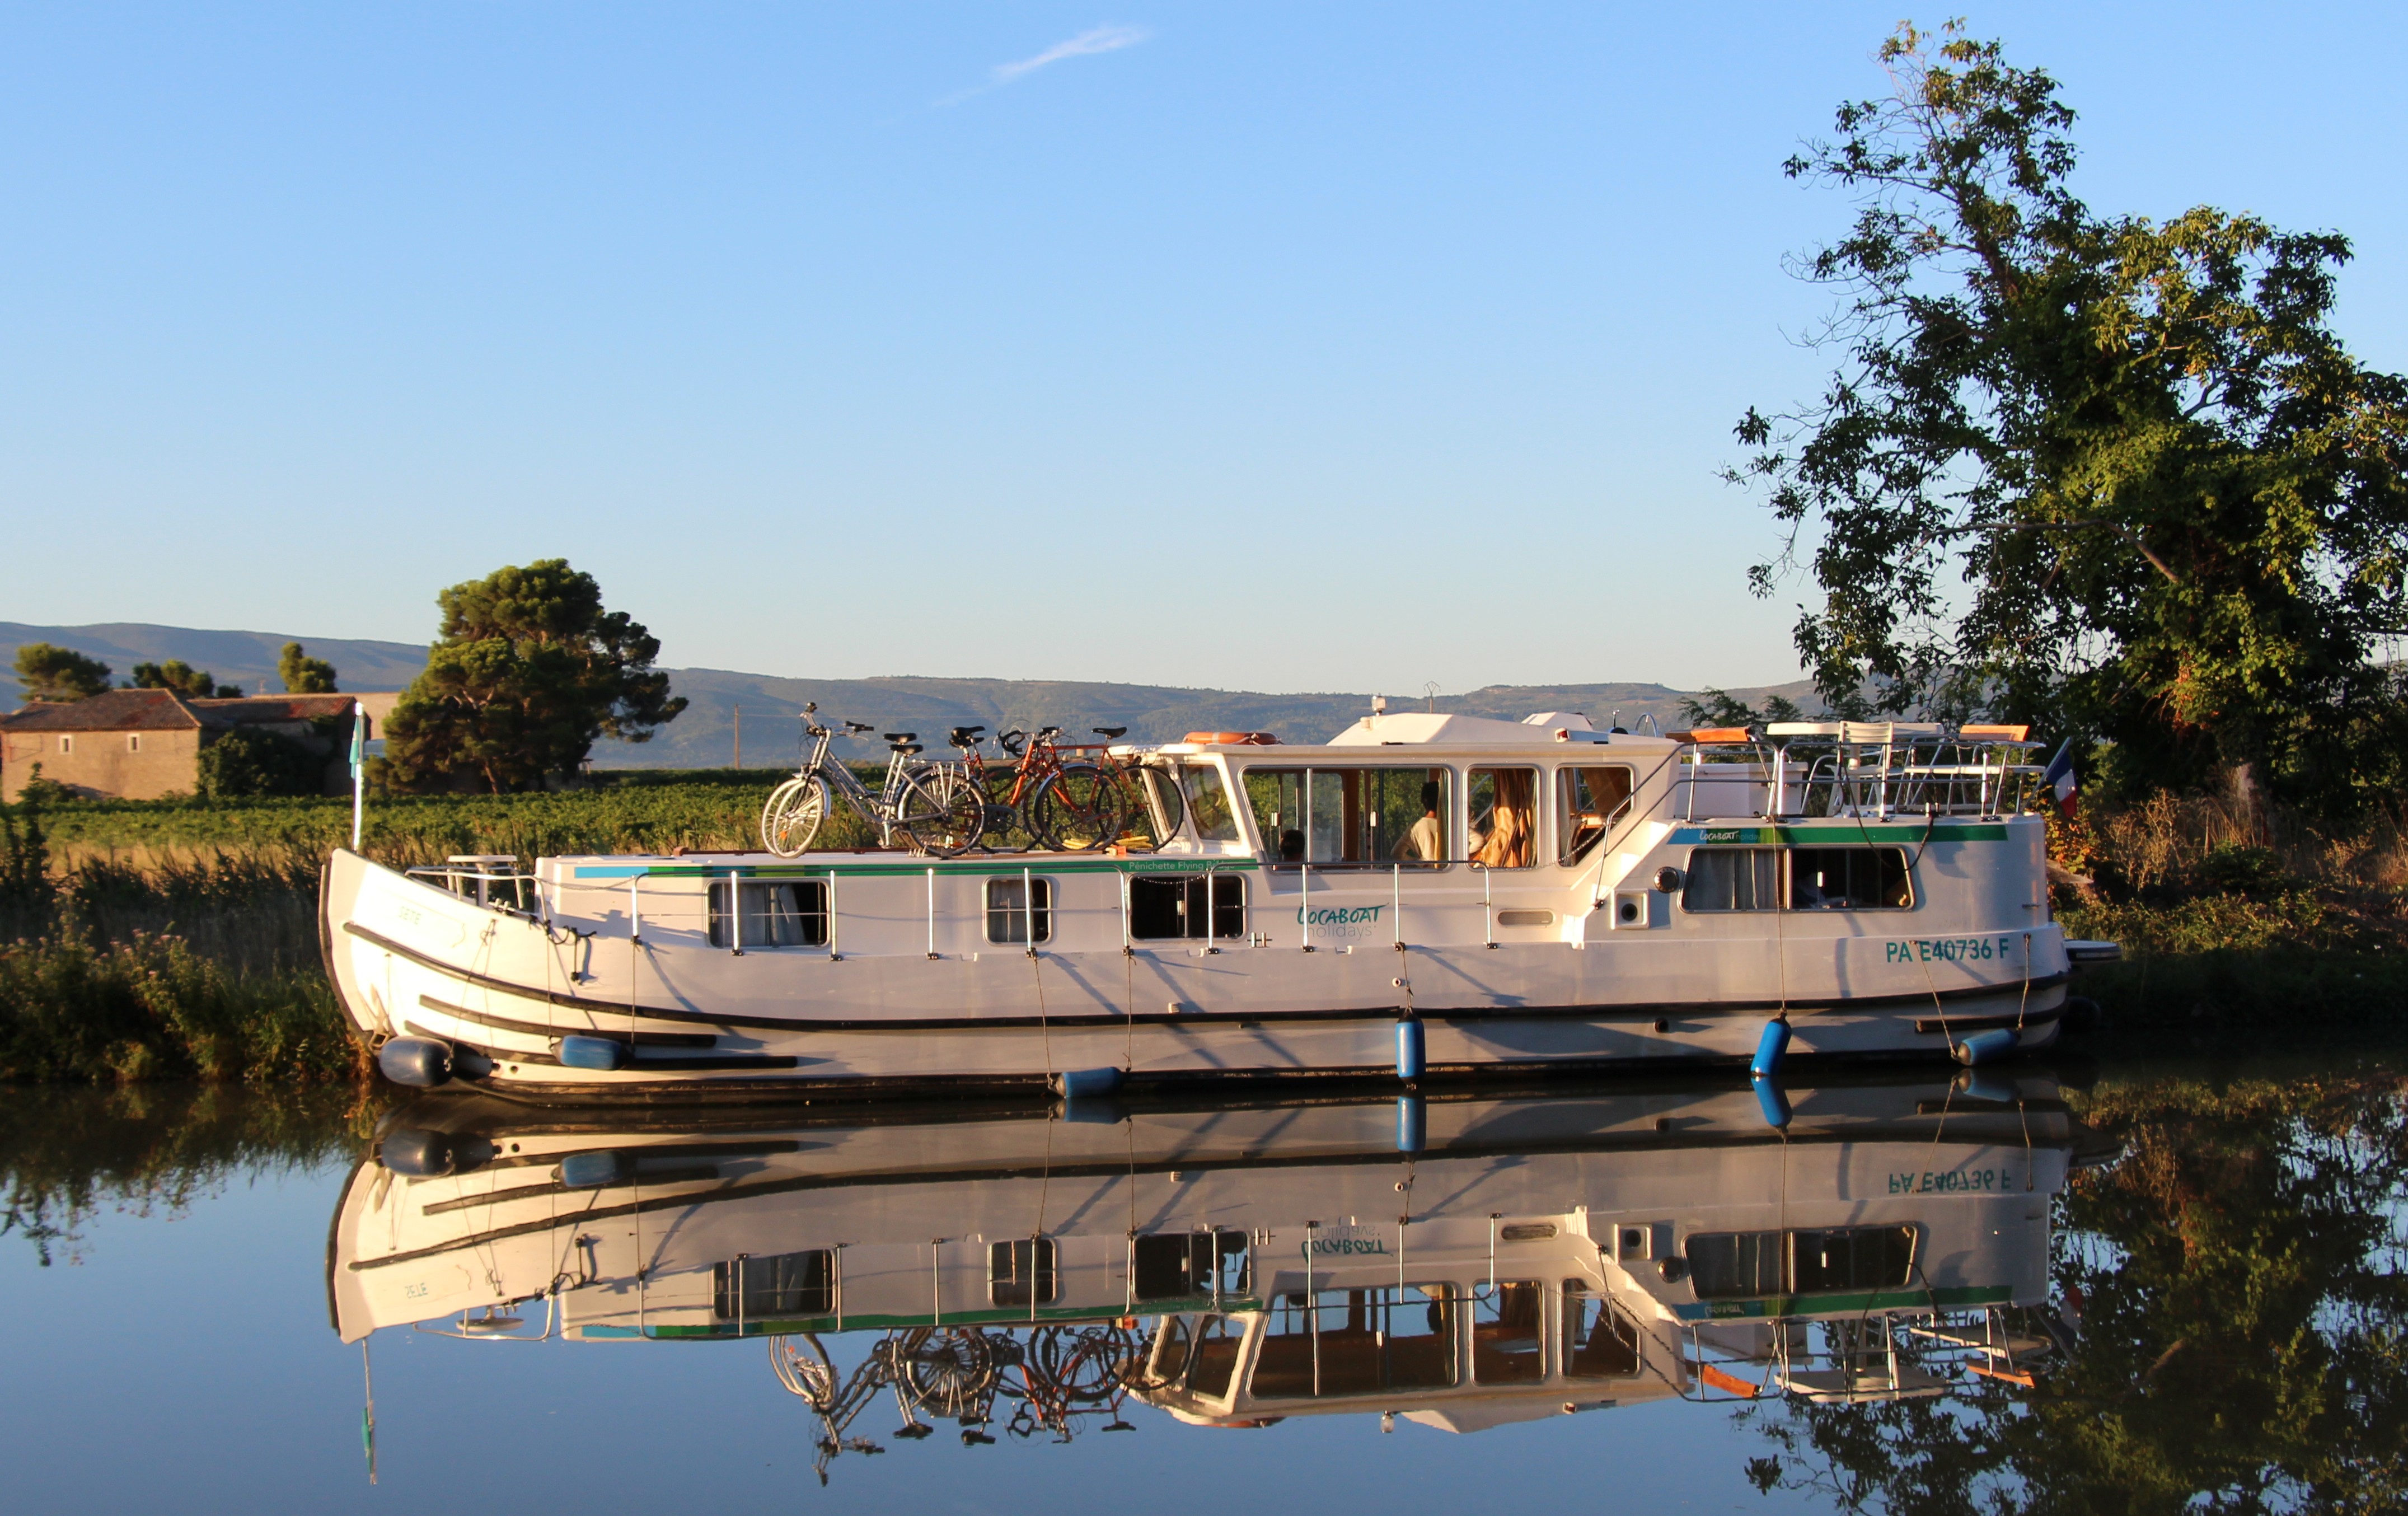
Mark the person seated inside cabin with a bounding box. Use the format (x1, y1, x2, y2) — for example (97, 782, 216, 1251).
(1468, 768, 1536, 868)
(1280, 827, 1306, 862)
(1395, 783, 1444, 862)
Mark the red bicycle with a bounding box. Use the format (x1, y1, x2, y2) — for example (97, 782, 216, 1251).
(945, 724, 1136, 852)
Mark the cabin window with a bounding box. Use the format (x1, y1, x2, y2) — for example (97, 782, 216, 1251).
(1685, 1227, 1917, 1299)
(1132, 1230, 1249, 1302)
(57, 735, 72, 755)
(713, 1249, 833, 1320)
(1470, 1280, 1548, 1383)
(1685, 1230, 1786, 1299)
(1791, 1226, 1917, 1293)
(1129, 873, 1244, 940)
(1251, 1286, 1458, 1400)
(1136, 766, 1187, 841)
(1467, 767, 1538, 868)
(1562, 1283, 1642, 1378)
(1243, 768, 1450, 865)
(1682, 848, 1783, 911)
(1788, 847, 1913, 909)
(127, 734, 141, 754)
(989, 1238, 1058, 1307)
(1186, 1315, 1243, 1397)
(1681, 847, 1912, 912)
(1179, 762, 1243, 843)
(1557, 765, 1635, 864)
(984, 877, 1053, 943)
(707, 880, 829, 947)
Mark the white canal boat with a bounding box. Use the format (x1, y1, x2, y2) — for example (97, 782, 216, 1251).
(320, 712, 2119, 1101)
(330, 1073, 2100, 1461)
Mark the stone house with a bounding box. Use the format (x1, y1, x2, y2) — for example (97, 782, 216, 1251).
(0, 689, 401, 802)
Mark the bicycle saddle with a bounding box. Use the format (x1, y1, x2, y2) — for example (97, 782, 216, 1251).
(883, 732, 916, 743)
(1036, 725, 1061, 738)
(949, 725, 985, 742)
(889, 741, 923, 755)
(842, 719, 873, 734)
(1093, 726, 1127, 740)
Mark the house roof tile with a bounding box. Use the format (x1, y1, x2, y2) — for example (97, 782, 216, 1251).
(0, 689, 203, 732)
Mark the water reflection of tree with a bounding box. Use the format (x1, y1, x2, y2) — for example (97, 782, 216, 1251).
(1748, 1073, 2408, 1513)
(0, 1085, 378, 1265)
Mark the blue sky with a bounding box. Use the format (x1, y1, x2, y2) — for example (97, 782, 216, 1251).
(4, 3, 2402, 695)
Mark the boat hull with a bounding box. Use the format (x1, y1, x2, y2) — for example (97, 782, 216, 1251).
(321, 849, 2068, 1102)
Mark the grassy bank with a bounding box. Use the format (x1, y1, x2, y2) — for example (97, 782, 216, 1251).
(2054, 792, 2408, 1037)
(0, 933, 368, 1085)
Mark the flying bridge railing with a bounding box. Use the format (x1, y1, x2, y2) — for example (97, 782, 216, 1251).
(1666, 723, 2049, 822)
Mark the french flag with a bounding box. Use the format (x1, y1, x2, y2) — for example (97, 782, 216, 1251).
(2042, 740, 2079, 816)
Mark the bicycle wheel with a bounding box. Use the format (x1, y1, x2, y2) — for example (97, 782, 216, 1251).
(896, 1328, 997, 1420)
(771, 1333, 840, 1408)
(900, 768, 986, 858)
(761, 774, 830, 858)
(1032, 764, 1128, 852)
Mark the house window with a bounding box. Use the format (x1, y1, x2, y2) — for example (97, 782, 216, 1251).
(1243, 767, 1450, 865)
(713, 1249, 834, 1320)
(990, 1238, 1059, 1307)
(706, 880, 829, 947)
(985, 877, 1053, 943)
(1129, 873, 1244, 940)
(1467, 767, 1538, 868)
(1557, 765, 1634, 864)
(127, 734, 141, 754)
(57, 735, 72, 755)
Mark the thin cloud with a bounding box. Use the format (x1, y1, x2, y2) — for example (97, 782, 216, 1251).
(994, 24, 1149, 82)
(936, 24, 1150, 105)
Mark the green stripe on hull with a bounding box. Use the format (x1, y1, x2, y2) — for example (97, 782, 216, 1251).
(1671, 823, 2012, 845)
(570, 857, 1262, 881)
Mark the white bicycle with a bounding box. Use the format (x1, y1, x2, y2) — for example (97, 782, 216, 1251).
(760, 704, 985, 859)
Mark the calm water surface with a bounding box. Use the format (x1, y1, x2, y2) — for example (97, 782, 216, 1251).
(4, 1052, 2402, 1514)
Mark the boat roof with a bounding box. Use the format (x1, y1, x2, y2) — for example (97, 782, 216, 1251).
(1132, 710, 1680, 756)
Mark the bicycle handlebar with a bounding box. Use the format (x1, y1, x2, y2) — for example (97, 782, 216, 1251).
(998, 729, 1026, 756)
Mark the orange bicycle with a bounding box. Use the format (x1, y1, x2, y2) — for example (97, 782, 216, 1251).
(945, 724, 1134, 852)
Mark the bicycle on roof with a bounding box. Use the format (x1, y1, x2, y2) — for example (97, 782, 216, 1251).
(943, 722, 1139, 853)
(759, 703, 986, 859)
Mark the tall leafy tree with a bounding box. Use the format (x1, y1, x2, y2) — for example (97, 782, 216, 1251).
(11, 644, 112, 703)
(277, 642, 338, 694)
(1730, 22, 2408, 822)
(382, 559, 686, 793)
(129, 660, 241, 699)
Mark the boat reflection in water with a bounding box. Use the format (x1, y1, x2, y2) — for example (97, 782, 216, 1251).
(332, 1072, 2105, 1478)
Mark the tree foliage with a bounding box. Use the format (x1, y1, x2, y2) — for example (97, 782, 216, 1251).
(1730, 22, 2408, 820)
(381, 559, 687, 793)
(277, 642, 338, 694)
(12, 644, 111, 703)
(129, 660, 241, 699)
(1750, 1073, 2408, 1513)
(194, 728, 326, 799)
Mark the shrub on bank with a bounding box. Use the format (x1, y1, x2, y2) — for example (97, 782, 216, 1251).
(0, 934, 366, 1085)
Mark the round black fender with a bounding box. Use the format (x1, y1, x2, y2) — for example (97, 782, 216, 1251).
(377, 1127, 494, 1177)
(2060, 995, 2105, 1037)
(377, 1036, 453, 1088)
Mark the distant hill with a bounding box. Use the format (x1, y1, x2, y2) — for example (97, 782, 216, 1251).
(0, 622, 1819, 768)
